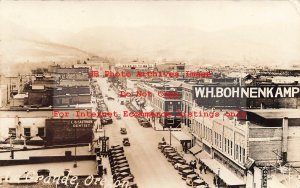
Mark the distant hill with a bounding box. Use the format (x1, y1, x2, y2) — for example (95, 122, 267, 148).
(0, 19, 94, 66)
(1, 38, 92, 64)
(61, 25, 300, 66)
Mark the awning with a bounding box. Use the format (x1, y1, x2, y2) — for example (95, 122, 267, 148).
(195, 150, 211, 160)
(200, 158, 245, 186)
(189, 144, 202, 155)
(172, 131, 191, 141)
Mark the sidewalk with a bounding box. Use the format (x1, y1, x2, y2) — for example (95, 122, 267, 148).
(169, 135, 217, 188)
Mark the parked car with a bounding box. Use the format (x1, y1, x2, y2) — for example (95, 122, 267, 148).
(174, 161, 187, 169)
(168, 154, 181, 163)
(111, 163, 130, 171)
(161, 145, 173, 153)
(182, 169, 196, 180)
(178, 164, 192, 175)
(172, 158, 186, 166)
(114, 166, 131, 174)
(112, 159, 129, 166)
(113, 172, 134, 182)
(110, 147, 124, 152)
(163, 148, 176, 156)
(123, 138, 130, 146)
(120, 128, 127, 134)
(186, 174, 200, 186)
(158, 141, 167, 149)
(111, 145, 124, 150)
(110, 153, 125, 158)
(111, 156, 127, 162)
(192, 179, 206, 187)
(110, 149, 123, 154)
(107, 97, 114, 100)
(166, 152, 179, 161)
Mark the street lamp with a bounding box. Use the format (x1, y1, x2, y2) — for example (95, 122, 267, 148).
(169, 123, 172, 146)
(9, 133, 14, 159)
(217, 168, 220, 188)
(73, 125, 77, 168)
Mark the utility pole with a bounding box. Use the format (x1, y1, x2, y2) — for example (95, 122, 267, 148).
(169, 125, 172, 146)
(217, 168, 220, 188)
(73, 125, 77, 168)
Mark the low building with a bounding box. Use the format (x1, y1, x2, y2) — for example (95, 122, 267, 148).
(0, 108, 95, 146)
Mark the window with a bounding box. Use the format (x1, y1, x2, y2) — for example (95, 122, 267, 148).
(224, 138, 227, 152)
(38, 128, 45, 137)
(9, 128, 16, 138)
(24, 128, 31, 137)
(242, 148, 245, 163)
(168, 104, 173, 112)
(230, 141, 233, 156)
(219, 134, 222, 149)
(239, 146, 242, 162)
(235, 144, 239, 160)
(214, 132, 217, 145)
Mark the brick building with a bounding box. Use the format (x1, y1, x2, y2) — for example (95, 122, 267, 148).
(137, 80, 182, 128)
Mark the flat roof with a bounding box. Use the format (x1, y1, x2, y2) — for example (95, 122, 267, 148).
(246, 109, 300, 119)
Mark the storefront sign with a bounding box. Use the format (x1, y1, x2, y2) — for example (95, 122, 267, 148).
(262, 167, 268, 188)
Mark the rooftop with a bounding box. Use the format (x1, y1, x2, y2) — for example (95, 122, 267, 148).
(246, 109, 300, 119)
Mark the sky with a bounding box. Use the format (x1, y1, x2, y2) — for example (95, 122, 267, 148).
(1, 1, 299, 34)
(1, 0, 300, 65)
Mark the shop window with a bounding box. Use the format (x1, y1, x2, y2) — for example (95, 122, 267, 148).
(24, 128, 31, 137)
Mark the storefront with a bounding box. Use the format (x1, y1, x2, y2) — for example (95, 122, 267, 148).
(45, 119, 94, 146)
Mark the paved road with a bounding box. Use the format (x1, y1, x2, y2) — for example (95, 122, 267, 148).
(97, 78, 190, 188)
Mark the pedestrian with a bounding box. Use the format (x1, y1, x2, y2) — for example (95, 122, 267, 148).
(204, 165, 207, 174)
(213, 176, 217, 185)
(189, 161, 193, 169)
(190, 161, 195, 171)
(193, 160, 197, 169)
(199, 165, 203, 174)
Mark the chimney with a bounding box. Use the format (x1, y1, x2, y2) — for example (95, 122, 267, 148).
(282, 117, 288, 164)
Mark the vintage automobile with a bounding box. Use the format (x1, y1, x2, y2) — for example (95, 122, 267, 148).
(186, 174, 200, 186)
(116, 114, 122, 120)
(178, 164, 192, 175)
(120, 128, 127, 134)
(192, 179, 206, 187)
(157, 141, 167, 149)
(123, 138, 130, 146)
(182, 169, 196, 180)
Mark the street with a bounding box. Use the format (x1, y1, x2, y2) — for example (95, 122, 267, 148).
(97, 78, 190, 188)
